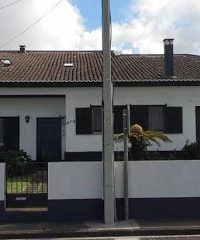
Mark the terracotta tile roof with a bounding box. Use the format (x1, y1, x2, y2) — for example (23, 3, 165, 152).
(0, 50, 200, 86)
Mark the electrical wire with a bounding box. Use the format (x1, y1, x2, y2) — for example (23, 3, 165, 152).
(0, 0, 24, 11)
(0, 0, 64, 49)
(0, 0, 13, 4)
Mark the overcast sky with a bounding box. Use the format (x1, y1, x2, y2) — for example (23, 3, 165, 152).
(0, 0, 200, 54)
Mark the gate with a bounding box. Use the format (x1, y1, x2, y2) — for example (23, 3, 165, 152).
(5, 162, 48, 210)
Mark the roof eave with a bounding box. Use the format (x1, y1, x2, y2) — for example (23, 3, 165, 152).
(0, 79, 199, 87)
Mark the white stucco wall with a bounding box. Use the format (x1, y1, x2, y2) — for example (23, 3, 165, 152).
(0, 85, 199, 154)
(64, 86, 200, 152)
(48, 161, 200, 200)
(48, 162, 103, 200)
(0, 163, 5, 201)
(115, 160, 200, 198)
(0, 97, 65, 159)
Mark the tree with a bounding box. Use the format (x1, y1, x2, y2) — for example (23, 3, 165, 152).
(114, 124, 171, 160)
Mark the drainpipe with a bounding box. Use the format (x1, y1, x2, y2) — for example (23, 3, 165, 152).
(123, 107, 129, 220)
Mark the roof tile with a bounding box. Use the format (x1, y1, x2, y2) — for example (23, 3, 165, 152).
(0, 51, 200, 85)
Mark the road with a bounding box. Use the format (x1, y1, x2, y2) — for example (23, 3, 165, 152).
(10, 236, 200, 240)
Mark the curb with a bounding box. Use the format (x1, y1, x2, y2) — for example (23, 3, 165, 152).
(1, 226, 200, 239)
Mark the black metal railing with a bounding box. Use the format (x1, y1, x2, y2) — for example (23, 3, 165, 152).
(6, 162, 48, 195)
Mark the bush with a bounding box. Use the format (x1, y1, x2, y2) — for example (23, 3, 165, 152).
(129, 137, 150, 160)
(0, 150, 33, 177)
(0, 150, 32, 163)
(174, 141, 200, 160)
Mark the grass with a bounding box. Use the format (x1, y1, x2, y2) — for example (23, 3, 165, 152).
(6, 177, 29, 194)
(6, 177, 47, 194)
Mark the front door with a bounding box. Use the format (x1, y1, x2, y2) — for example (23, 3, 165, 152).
(196, 107, 200, 143)
(37, 118, 61, 162)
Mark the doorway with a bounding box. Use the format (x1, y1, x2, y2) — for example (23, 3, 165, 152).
(37, 118, 61, 162)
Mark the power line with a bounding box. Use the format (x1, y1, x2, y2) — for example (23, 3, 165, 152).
(0, 0, 24, 11)
(0, 0, 64, 49)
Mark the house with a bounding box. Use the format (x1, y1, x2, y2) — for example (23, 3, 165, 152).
(1, 39, 200, 222)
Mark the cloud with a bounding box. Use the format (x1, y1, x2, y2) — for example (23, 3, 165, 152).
(0, 0, 200, 54)
(0, 0, 90, 50)
(111, 0, 200, 54)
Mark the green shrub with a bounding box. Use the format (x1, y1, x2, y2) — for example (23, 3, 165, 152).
(175, 141, 200, 160)
(0, 150, 32, 163)
(129, 137, 150, 160)
(0, 150, 33, 177)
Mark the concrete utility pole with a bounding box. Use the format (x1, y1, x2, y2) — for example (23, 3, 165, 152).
(102, 0, 115, 224)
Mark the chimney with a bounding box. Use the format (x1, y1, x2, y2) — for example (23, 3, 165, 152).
(163, 39, 174, 77)
(19, 45, 26, 53)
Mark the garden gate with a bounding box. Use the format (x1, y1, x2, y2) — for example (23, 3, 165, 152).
(5, 162, 48, 210)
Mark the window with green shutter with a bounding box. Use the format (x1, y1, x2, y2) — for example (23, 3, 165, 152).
(130, 105, 182, 133)
(76, 105, 183, 135)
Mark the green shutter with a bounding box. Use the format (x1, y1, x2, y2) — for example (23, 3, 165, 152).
(165, 107, 183, 133)
(76, 108, 92, 134)
(130, 105, 149, 130)
(113, 105, 127, 134)
(3, 117, 19, 151)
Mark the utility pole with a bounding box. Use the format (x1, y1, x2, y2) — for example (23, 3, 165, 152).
(102, 0, 115, 224)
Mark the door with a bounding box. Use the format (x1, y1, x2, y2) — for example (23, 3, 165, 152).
(196, 107, 200, 143)
(37, 118, 61, 162)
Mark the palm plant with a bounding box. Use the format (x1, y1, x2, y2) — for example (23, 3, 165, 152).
(114, 124, 171, 160)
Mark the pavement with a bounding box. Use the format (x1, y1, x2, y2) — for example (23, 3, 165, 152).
(1, 219, 200, 239)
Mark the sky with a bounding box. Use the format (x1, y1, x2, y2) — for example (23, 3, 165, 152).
(0, 0, 200, 54)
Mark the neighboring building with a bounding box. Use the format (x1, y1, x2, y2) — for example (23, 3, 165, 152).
(0, 40, 200, 161)
(1, 39, 200, 222)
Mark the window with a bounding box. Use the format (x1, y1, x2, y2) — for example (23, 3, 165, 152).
(130, 105, 182, 133)
(148, 106, 164, 131)
(76, 106, 127, 135)
(76, 107, 102, 134)
(76, 105, 183, 135)
(92, 107, 102, 133)
(0, 117, 19, 151)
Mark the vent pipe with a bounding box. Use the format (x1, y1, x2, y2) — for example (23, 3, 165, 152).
(19, 45, 26, 53)
(163, 39, 174, 77)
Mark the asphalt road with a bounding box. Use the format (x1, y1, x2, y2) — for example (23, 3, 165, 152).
(10, 236, 200, 240)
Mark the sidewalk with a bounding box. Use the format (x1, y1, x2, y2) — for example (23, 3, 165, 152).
(1, 219, 200, 239)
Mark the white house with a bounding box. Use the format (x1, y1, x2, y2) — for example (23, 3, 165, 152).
(1, 40, 200, 222)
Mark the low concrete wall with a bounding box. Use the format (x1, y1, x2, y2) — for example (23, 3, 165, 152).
(0, 163, 5, 201)
(1, 160, 200, 221)
(115, 160, 200, 198)
(48, 160, 200, 200)
(48, 162, 103, 200)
